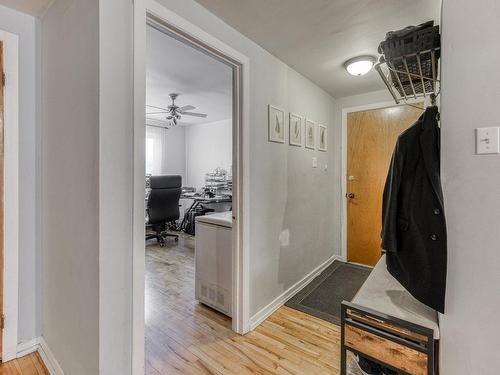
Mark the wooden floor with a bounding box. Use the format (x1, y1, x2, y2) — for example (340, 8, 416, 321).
(0, 352, 48, 375)
(145, 234, 342, 375)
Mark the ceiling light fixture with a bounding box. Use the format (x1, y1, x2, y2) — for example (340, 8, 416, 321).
(344, 56, 376, 76)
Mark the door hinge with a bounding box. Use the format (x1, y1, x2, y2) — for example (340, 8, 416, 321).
(1, 314, 5, 330)
(2, 72, 5, 87)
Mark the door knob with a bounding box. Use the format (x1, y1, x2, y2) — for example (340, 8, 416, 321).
(346, 192, 355, 199)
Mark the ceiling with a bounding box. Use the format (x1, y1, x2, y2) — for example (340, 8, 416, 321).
(0, 0, 53, 16)
(146, 25, 233, 127)
(194, 0, 441, 98)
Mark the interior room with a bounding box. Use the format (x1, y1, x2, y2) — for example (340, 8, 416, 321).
(144, 21, 235, 366)
(0, 0, 500, 375)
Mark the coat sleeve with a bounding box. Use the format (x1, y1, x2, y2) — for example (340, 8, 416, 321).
(381, 138, 404, 252)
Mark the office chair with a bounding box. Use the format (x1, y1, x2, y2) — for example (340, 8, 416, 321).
(146, 175, 182, 246)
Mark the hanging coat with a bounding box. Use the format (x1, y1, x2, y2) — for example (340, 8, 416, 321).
(381, 106, 447, 313)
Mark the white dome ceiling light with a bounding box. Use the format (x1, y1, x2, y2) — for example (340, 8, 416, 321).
(344, 56, 376, 76)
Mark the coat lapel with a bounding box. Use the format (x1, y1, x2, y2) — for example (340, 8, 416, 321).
(419, 106, 444, 209)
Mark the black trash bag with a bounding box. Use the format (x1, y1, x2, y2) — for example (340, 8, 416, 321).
(358, 356, 383, 375)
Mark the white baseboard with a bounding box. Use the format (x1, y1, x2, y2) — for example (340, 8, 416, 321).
(38, 337, 64, 375)
(249, 253, 341, 330)
(15, 336, 64, 375)
(2, 346, 17, 362)
(16, 337, 40, 358)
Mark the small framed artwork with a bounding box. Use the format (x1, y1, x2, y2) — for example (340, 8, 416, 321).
(268, 104, 285, 143)
(318, 124, 327, 151)
(289, 113, 303, 146)
(305, 118, 316, 149)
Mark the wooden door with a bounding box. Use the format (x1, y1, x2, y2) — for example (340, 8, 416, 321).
(0, 41, 4, 359)
(347, 105, 423, 266)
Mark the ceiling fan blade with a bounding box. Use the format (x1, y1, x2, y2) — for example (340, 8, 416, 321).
(146, 104, 169, 111)
(182, 112, 207, 118)
(146, 117, 169, 124)
(178, 105, 195, 112)
(146, 111, 170, 115)
(146, 123, 169, 130)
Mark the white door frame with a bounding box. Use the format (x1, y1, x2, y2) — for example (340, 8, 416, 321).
(0, 29, 19, 362)
(132, 1, 251, 373)
(340, 100, 416, 263)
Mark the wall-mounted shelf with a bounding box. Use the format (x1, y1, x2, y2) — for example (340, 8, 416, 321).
(375, 46, 440, 105)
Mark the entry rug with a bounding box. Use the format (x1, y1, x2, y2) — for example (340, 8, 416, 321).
(285, 261, 371, 325)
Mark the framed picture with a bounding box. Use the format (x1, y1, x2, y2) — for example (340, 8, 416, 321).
(268, 104, 285, 143)
(318, 124, 327, 151)
(305, 118, 316, 149)
(289, 113, 303, 146)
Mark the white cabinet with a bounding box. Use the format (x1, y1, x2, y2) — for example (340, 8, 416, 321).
(195, 212, 232, 316)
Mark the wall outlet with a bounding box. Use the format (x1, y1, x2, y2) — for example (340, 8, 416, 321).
(476, 127, 500, 154)
(312, 157, 318, 168)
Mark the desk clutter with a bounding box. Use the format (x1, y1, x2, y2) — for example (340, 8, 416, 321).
(146, 167, 232, 236)
(204, 167, 232, 197)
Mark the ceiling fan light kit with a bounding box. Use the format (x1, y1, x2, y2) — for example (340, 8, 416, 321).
(146, 93, 208, 129)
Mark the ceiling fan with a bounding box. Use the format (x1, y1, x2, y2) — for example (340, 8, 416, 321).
(146, 93, 207, 128)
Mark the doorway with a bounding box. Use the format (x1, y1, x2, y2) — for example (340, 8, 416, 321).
(344, 104, 423, 266)
(133, 4, 251, 371)
(144, 13, 236, 360)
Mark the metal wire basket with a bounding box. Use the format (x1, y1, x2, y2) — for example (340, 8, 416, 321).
(375, 47, 440, 104)
(376, 24, 440, 104)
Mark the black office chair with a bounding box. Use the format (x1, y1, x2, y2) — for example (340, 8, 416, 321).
(146, 175, 182, 246)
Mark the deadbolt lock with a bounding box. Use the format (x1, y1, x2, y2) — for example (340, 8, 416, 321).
(346, 193, 355, 199)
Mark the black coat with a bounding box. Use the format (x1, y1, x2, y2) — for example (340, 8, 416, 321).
(381, 106, 447, 313)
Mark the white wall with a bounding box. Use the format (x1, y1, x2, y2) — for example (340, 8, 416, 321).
(145, 118, 232, 190)
(335, 89, 393, 110)
(41, 0, 99, 373)
(145, 125, 186, 180)
(185, 119, 232, 189)
(0, 5, 40, 345)
(99, 0, 135, 373)
(163, 126, 186, 179)
(440, 0, 500, 373)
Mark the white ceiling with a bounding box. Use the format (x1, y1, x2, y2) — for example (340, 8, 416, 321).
(194, 0, 441, 98)
(146, 25, 233, 127)
(0, 0, 53, 16)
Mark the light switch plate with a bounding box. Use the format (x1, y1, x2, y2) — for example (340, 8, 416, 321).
(476, 127, 500, 154)
(312, 157, 318, 168)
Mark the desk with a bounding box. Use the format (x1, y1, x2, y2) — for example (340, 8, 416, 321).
(180, 195, 232, 230)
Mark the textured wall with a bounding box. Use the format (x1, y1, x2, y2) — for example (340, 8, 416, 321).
(41, 0, 100, 373)
(440, 0, 500, 373)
